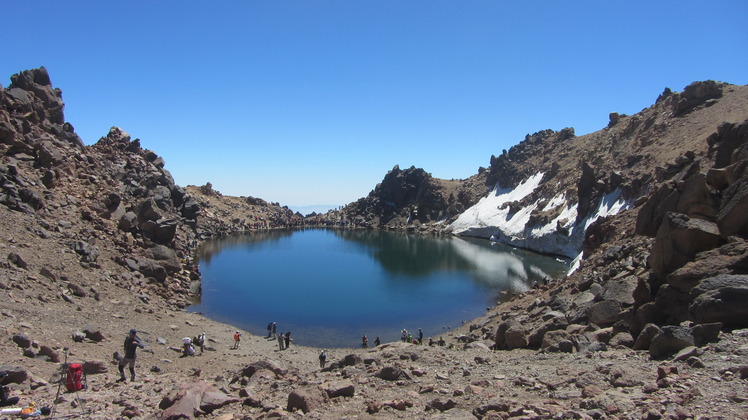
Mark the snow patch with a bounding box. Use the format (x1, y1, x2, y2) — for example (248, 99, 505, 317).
(450, 173, 631, 260)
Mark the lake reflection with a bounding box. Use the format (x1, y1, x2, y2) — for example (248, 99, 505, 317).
(189, 229, 568, 348)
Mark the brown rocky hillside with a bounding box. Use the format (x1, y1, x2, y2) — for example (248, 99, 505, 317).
(0, 68, 746, 419)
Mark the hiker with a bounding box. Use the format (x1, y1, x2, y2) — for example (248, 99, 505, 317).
(181, 337, 195, 357)
(277, 333, 284, 350)
(361, 334, 368, 348)
(284, 331, 291, 349)
(272, 322, 277, 335)
(401, 329, 407, 342)
(233, 330, 241, 349)
(374, 336, 381, 346)
(118, 329, 144, 382)
(418, 328, 423, 344)
(0, 371, 19, 407)
(319, 350, 326, 368)
(266, 322, 273, 338)
(194, 332, 206, 354)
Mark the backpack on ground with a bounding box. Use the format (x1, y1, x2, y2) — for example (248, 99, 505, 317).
(65, 363, 86, 392)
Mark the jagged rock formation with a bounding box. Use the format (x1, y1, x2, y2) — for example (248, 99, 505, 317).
(338, 164, 485, 230)
(1, 68, 747, 419)
(0, 67, 302, 309)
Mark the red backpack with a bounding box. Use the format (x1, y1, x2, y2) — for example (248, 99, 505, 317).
(65, 363, 85, 392)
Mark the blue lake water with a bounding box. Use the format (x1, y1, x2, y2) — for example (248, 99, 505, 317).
(189, 229, 569, 348)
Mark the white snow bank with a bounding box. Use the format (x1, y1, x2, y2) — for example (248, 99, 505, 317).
(450, 173, 631, 261)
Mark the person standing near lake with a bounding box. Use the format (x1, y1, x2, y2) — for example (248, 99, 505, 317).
(374, 336, 381, 346)
(266, 323, 273, 338)
(272, 322, 277, 336)
(319, 350, 326, 368)
(233, 330, 241, 349)
(418, 328, 423, 344)
(361, 334, 368, 348)
(284, 331, 291, 349)
(277, 332, 284, 350)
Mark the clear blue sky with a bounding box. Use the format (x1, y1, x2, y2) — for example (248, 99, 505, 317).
(3, 1, 747, 208)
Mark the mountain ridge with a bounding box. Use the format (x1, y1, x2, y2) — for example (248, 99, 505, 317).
(1, 67, 747, 418)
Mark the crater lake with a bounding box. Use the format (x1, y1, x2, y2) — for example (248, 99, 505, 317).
(189, 229, 569, 348)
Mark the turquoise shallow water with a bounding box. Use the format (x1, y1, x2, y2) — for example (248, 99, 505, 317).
(189, 229, 569, 348)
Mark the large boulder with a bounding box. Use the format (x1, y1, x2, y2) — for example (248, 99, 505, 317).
(666, 240, 748, 292)
(649, 213, 723, 282)
(587, 300, 624, 326)
(689, 286, 748, 328)
(240, 360, 287, 378)
(287, 389, 326, 414)
(649, 326, 694, 359)
(321, 380, 355, 398)
(160, 380, 239, 419)
(717, 177, 748, 238)
(146, 245, 181, 274)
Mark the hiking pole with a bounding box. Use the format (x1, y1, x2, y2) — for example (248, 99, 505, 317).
(51, 347, 69, 416)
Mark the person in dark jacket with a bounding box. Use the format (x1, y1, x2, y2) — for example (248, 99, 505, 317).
(0, 371, 20, 407)
(118, 329, 144, 382)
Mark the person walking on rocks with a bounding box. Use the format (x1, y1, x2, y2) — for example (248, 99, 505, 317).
(266, 323, 273, 338)
(272, 322, 277, 336)
(374, 336, 381, 346)
(319, 350, 326, 368)
(361, 334, 368, 348)
(233, 330, 242, 349)
(417, 328, 423, 344)
(118, 329, 144, 382)
(284, 331, 291, 349)
(277, 332, 285, 350)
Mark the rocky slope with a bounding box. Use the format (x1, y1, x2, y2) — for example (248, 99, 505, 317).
(1, 68, 747, 419)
